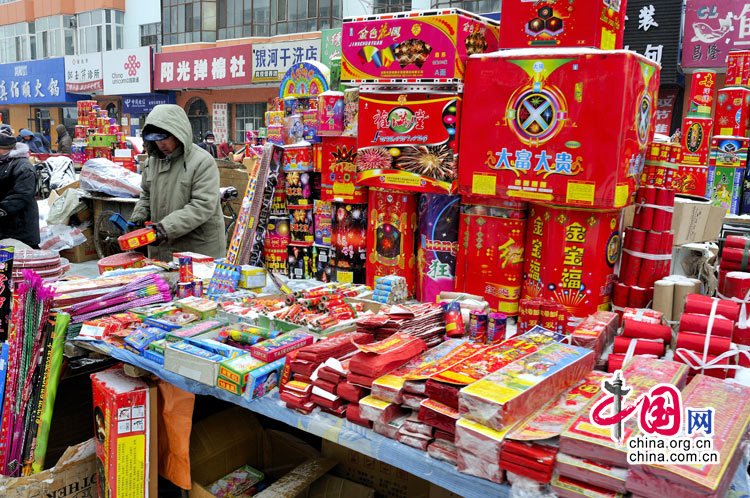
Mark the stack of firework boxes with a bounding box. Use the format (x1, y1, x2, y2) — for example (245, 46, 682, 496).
(455, 0, 659, 324)
(72, 100, 134, 171)
(677, 56, 750, 215)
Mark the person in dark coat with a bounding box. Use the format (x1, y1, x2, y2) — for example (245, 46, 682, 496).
(0, 126, 39, 247)
(17, 129, 49, 153)
(56, 124, 72, 154)
(198, 131, 218, 158)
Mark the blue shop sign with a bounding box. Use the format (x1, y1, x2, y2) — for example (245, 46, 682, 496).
(122, 93, 176, 115)
(0, 58, 82, 105)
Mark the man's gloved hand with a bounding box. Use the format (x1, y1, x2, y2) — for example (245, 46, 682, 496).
(129, 214, 148, 228)
(153, 223, 168, 245)
(0, 208, 6, 217)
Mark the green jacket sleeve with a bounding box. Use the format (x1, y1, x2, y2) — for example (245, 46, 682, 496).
(159, 155, 219, 240)
(131, 161, 152, 221)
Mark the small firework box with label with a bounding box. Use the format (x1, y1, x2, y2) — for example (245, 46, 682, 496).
(321, 136, 367, 203)
(282, 143, 313, 171)
(285, 169, 321, 207)
(357, 89, 462, 194)
(313, 200, 333, 246)
(687, 71, 716, 117)
(681, 116, 713, 166)
(289, 207, 314, 244)
(727, 50, 750, 87)
(250, 330, 314, 363)
(288, 245, 314, 279)
(706, 164, 744, 215)
(675, 164, 709, 197)
(91, 367, 152, 498)
(642, 140, 678, 188)
(715, 87, 750, 137)
(709, 136, 749, 169)
(498, 0, 626, 50)
(341, 9, 500, 83)
(458, 49, 660, 209)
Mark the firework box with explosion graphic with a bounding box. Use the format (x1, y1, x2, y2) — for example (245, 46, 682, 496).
(417, 193, 461, 303)
(264, 217, 290, 274)
(289, 207, 314, 244)
(287, 245, 314, 279)
(321, 136, 367, 203)
(715, 87, 750, 137)
(332, 203, 368, 284)
(282, 143, 313, 171)
(341, 9, 500, 83)
(681, 116, 713, 166)
(455, 197, 527, 315)
(709, 136, 749, 169)
(357, 90, 461, 194)
(675, 165, 708, 197)
(458, 49, 659, 209)
(727, 50, 750, 87)
(366, 189, 418, 296)
(498, 0, 626, 50)
(285, 169, 321, 207)
(314, 200, 333, 246)
(314, 245, 334, 282)
(523, 204, 620, 319)
(706, 165, 744, 215)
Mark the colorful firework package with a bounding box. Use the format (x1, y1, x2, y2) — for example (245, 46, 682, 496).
(331, 203, 368, 284)
(523, 204, 620, 319)
(285, 169, 321, 207)
(317, 91, 345, 135)
(270, 171, 287, 216)
(498, 0, 626, 50)
(687, 70, 716, 117)
(455, 197, 527, 315)
(313, 245, 334, 283)
(289, 207, 314, 244)
(518, 297, 568, 336)
(417, 194, 460, 303)
(287, 245, 314, 280)
(341, 10, 500, 83)
(642, 140, 678, 189)
(715, 87, 750, 137)
(357, 90, 461, 194)
(0, 247, 12, 341)
(675, 164, 709, 197)
(366, 189, 418, 295)
(343, 88, 359, 136)
(313, 200, 332, 246)
(706, 137, 748, 214)
(459, 49, 660, 209)
(681, 116, 713, 166)
(263, 217, 290, 274)
(282, 143, 313, 170)
(321, 136, 367, 203)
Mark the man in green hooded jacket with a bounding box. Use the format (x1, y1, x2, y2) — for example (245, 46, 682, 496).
(130, 104, 226, 261)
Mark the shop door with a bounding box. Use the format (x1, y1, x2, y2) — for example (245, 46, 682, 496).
(187, 98, 209, 144)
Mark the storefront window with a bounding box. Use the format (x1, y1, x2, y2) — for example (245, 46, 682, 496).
(0, 22, 34, 63)
(234, 103, 265, 143)
(76, 9, 125, 54)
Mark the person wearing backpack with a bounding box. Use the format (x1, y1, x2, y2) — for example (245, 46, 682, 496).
(0, 126, 39, 248)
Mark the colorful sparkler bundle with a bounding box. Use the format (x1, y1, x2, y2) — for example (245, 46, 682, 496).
(69, 274, 171, 323)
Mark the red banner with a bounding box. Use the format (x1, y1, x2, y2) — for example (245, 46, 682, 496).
(154, 45, 253, 90)
(654, 87, 679, 136)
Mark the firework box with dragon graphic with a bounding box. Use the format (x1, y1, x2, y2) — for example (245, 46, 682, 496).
(498, 0, 626, 50)
(681, 116, 713, 166)
(341, 9, 500, 83)
(321, 136, 367, 203)
(715, 87, 750, 137)
(523, 204, 620, 319)
(458, 49, 660, 209)
(357, 89, 461, 194)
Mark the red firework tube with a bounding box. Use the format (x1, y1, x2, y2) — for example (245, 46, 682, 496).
(525, 301, 541, 328)
(724, 235, 750, 249)
(629, 286, 650, 308)
(720, 271, 750, 300)
(608, 354, 626, 372)
(683, 294, 740, 322)
(637, 231, 662, 288)
(612, 283, 629, 308)
(612, 336, 665, 356)
(675, 331, 731, 356)
(444, 301, 465, 337)
(623, 319, 672, 342)
(678, 313, 735, 339)
(540, 303, 558, 330)
(638, 186, 657, 231)
(657, 231, 672, 278)
(652, 188, 671, 232)
(673, 352, 731, 379)
(621, 229, 646, 286)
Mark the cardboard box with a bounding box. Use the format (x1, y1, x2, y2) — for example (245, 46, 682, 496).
(498, 0, 626, 50)
(458, 49, 660, 208)
(308, 475, 375, 498)
(60, 228, 98, 263)
(189, 407, 336, 498)
(341, 9, 500, 83)
(90, 367, 156, 498)
(0, 439, 97, 497)
(671, 197, 726, 246)
(164, 341, 223, 386)
(321, 136, 366, 203)
(715, 87, 750, 137)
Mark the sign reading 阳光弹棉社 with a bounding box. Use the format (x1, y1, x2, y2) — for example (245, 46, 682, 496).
(154, 46, 253, 90)
(683, 0, 750, 69)
(251, 38, 322, 83)
(0, 58, 79, 104)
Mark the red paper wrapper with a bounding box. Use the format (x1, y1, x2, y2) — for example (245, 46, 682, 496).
(500, 458, 552, 484)
(457, 449, 505, 484)
(683, 294, 740, 322)
(620, 228, 645, 287)
(286, 398, 316, 415)
(345, 403, 372, 428)
(622, 307, 663, 324)
(434, 429, 455, 443)
(419, 398, 459, 434)
(651, 188, 673, 232)
(612, 283, 629, 308)
(612, 336, 664, 357)
(636, 231, 663, 288)
(681, 117, 713, 167)
(570, 311, 619, 358)
(679, 312, 734, 339)
(359, 395, 406, 424)
(725, 235, 750, 249)
(523, 204, 620, 318)
(675, 331, 731, 356)
(310, 393, 343, 411)
(673, 352, 731, 380)
(455, 416, 511, 464)
(719, 271, 750, 300)
(347, 372, 375, 387)
(622, 319, 671, 343)
(312, 378, 337, 395)
(551, 473, 623, 498)
(402, 392, 427, 410)
(317, 367, 345, 385)
(427, 440, 458, 466)
(338, 382, 368, 403)
(348, 332, 427, 379)
(425, 379, 461, 410)
(396, 432, 431, 451)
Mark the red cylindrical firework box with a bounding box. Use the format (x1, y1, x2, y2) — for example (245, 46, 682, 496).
(620, 228, 646, 286)
(688, 71, 716, 117)
(634, 186, 656, 231)
(636, 231, 663, 288)
(366, 189, 418, 295)
(720, 271, 750, 300)
(612, 283, 629, 308)
(629, 286, 650, 308)
(651, 188, 673, 232)
(522, 204, 620, 319)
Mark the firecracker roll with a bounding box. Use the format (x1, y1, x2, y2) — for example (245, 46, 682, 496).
(612, 283, 629, 309)
(651, 188, 675, 232)
(417, 194, 460, 303)
(346, 402, 372, 428)
(612, 336, 664, 357)
(683, 294, 740, 322)
(331, 203, 367, 284)
(673, 351, 733, 380)
(678, 313, 735, 339)
(338, 382, 369, 403)
(632, 186, 656, 231)
(720, 271, 750, 300)
(396, 431, 431, 451)
(523, 204, 620, 319)
(622, 319, 672, 343)
(366, 189, 418, 296)
(455, 417, 512, 484)
(636, 231, 664, 288)
(500, 440, 557, 484)
(455, 197, 527, 315)
(607, 353, 658, 373)
(358, 395, 406, 424)
(619, 228, 646, 287)
(675, 331, 731, 356)
(570, 311, 619, 358)
(348, 332, 427, 381)
(427, 439, 458, 466)
(374, 415, 409, 440)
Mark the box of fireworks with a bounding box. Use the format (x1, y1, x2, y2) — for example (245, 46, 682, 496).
(322, 440, 431, 498)
(286, 169, 321, 207)
(687, 70, 716, 117)
(143, 349, 164, 365)
(264, 217, 291, 274)
(318, 91, 345, 135)
(251, 330, 315, 362)
(454, 198, 527, 315)
(164, 341, 224, 386)
(523, 204, 620, 319)
(727, 50, 750, 87)
(675, 164, 709, 196)
(178, 296, 219, 319)
(123, 327, 167, 354)
(356, 90, 461, 194)
(219, 354, 267, 387)
(314, 200, 333, 246)
(321, 136, 366, 203)
(166, 320, 227, 343)
(59, 227, 97, 263)
(88, 133, 119, 147)
(149, 338, 167, 354)
(706, 166, 744, 215)
(709, 136, 749, 168)
(498, 0, 625, 50)
(681, 116, 713, 166)
(129, 303, 178, 320)
(341, 9, 500, 83)
(314, 245, 334, 282)
(303, 109, 320, 143)
(366, 189, 418, 296)
(288, 244, 314, 279)
(91, 367, 156, 498)
(239, 265, 267, 290)
(282, 143, 313, 171)
(417, 194, 461, 303)
(183, 333, 249, 359)
(290, 206, 315, 244)
(242, 357, 286, 401)
(458, 49, 660, 209)
(331, 203, 368, 284)
(266, 110, 285, 127)
(113, 148, 136, 172)
(715, 87, 750, 137)
(267, 124, 284, 145)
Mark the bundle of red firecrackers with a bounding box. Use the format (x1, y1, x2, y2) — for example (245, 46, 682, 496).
(517, 297, 568, 335)
(614, 186, 675, 311)
(719, 236, 750, 313)
(608, 308, 669, 373)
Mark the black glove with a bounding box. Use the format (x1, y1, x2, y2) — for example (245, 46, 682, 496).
(129, 214, 148, 228)
(153, 223, 168, 245)
(0, 208, 6, 217)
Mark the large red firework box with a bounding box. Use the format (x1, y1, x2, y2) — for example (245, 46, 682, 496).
(715, 87, 750, 137)
(321, 136, 367, 203)
(674, 164, 708, 197)
(356, 89, 461, 194)
(726, 50, 750, 88)
(498, 0, 626, 50)
(341, 9, 500, 83)
(91, 366, 153, 498)
(455, 197, 527, 315)
(523, 203, 620, 319)
(680, 116, 713, 166)
(458, 49, 660, 209)
(687, 71, 716, 117)
(366, 189, 418, 296)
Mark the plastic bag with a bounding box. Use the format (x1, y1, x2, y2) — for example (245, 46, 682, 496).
(39, 223, 88, 251)
(47, 188, 87, 225)
(46, 156, 77, 190)
(80, 158, 141, 198)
